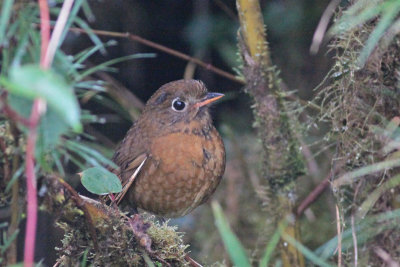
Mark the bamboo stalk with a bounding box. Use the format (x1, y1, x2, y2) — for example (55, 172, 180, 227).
(236, 0, 270, 66)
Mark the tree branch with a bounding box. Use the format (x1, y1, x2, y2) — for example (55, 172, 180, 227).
(67, 27, 245, 84)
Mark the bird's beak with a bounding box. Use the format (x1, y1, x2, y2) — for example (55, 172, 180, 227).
(194, 92, 224, 108)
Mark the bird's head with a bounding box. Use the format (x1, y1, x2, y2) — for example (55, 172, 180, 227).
(142, 79, 224, 126)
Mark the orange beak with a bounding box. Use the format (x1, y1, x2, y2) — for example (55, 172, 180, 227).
(194, 92, 224, 108)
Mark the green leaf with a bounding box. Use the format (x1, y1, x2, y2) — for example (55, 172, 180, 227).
(315, 209, 400, 260)
(1, 64, 81, 131)
(81, 167, 122, 195)
(211, 201, 251, 267)
(75, 53, 156, 81)
(0, 229, 19, 254)
(58, 0, 84, 48)
(329, 1, 382, 36)
(357, 174, 400, 219)
(35, 108, 69, 165)
(0, 0, 14, 46)
(5, 263, 23, 267)
(65, 140, 118, 169)
(281, 228, 334, 267)
(259, 221, 287, 267)
(333, 157, 400, 186)
(358, 0, 400, 67)
(7, 94, 70, 160)
(74, 17, 106, 54)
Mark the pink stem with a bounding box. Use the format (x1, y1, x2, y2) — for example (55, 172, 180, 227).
(23, 100, 42, 267)
(39, 0, 50, 67)
(24, 0, 50, 266)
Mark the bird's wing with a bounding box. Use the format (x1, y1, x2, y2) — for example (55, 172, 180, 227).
(121, 153, 148, 183)
(115, 153, 147, 205)
(111, 122, 149, 182)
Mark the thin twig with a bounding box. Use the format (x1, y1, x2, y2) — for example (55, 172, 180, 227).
(7, 123, 21, 265)
(38, 0, 50, 64)
(115, 157, 147, 205)
(310, 0, 341, 54)
(296, 176, 330, 216)
(184, 254, 204, 267)
(351, 182, 362, 267)
(52, 255, 65, 267)
(62, 26, 325, 116)
(296, 132, 320, 179)
(296, 161, 343, 216)
(213, 0, 237, 21)
(335, 205, 342, 267)
(67, 27, 245, 84)
(93, 67, 144, 120)
(43, 0, 75, 68)
(350, 214, 357, 266)
(374, 247, 400, 267)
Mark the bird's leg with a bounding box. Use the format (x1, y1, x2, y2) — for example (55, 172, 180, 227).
(128, 214, 153, 252)
(127, 214, 171, 266)
(131, 206, 139, 215)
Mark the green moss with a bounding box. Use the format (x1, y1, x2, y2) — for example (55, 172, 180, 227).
(44, 179, 189, 266)
(314, 5, 400, 264)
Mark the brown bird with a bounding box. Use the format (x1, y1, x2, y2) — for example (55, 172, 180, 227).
(112, 79, 226, 218)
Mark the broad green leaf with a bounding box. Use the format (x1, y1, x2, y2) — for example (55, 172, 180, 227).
(211, 201, 251, 267)
(7, 94, 69, 160)
(35, 108, 69, 166)
(1, 65, 81, 131)
(81, 167, 122, 195)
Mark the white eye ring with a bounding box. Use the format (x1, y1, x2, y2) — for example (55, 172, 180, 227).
(171, 98, 187, 112)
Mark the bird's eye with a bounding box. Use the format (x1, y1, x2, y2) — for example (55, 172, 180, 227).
(172, 98, 186, 112)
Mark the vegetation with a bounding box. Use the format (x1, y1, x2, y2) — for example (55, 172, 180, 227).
(1, 0, 400, 266)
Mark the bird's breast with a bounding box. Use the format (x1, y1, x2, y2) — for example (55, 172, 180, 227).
(130, 124, 225, 217)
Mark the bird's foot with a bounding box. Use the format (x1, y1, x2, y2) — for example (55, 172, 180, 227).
(128, 214, 171, 266)
(128, 214, 153, 253)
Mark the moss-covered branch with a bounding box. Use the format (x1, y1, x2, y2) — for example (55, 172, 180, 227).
(236, 1, 305, 266)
